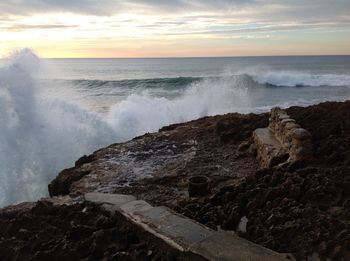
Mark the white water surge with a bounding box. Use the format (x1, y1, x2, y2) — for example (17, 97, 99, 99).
(0, 49, 251, 207)
(0, 50, 120, 206)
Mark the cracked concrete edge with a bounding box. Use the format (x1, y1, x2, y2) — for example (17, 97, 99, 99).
(83, 192, 294, 261)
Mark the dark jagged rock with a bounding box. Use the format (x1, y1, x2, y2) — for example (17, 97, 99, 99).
(48, 167, 91, 197)
(0, 199, 184, 261)
(177, 101, 350, 260)
(48, 154, 97, 196)
(75, 154, 96, 168)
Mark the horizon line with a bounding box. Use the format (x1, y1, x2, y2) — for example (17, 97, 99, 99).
(38, 54, 350, 59)
(1, 53, 350, 60)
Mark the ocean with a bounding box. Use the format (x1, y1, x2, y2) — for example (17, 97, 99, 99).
(40, 55, 350, 114)
(1, 50, 350, 207)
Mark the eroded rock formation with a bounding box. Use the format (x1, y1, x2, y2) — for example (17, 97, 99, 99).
(254, 107, 312, 168)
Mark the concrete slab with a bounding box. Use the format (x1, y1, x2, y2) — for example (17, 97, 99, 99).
(84, 192, 136, 206)
(84, 192, 293, 260)
(156, 213, 214, 248)
(190, 232, 293, 261)
(136, 206, 171, 220)
(129, 206, 214, 249)
(119, 200, 153, 214)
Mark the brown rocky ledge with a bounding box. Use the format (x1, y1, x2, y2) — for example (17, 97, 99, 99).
(1, 100, 350, 260)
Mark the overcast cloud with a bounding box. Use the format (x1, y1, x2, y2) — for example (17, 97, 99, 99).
(0, 1, 256, 15)
(0, 1, 349, 28)
(0, 1, 347, 17)
(0, 0, 349, 57)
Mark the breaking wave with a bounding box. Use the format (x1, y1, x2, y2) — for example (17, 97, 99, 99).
(72, 76, 201, 89)
(52, 71, 350, 94)
(249, 71, 350, 87)
(107, 76, 250, 140)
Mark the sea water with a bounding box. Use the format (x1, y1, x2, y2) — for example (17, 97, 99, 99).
(0, 49, 349, 207)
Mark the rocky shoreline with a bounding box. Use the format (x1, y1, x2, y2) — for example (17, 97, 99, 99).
(1, 100, 350, 260)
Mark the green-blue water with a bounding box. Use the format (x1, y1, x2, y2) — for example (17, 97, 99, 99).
(38, 55, 350, 114)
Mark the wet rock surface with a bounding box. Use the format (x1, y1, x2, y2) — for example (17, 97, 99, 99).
(2, 100, 350, 260)
(49, 112, 268, 207)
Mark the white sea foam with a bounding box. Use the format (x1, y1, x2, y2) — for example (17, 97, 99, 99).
(107, 76, 250, 140)
(250, 71, 350, 87)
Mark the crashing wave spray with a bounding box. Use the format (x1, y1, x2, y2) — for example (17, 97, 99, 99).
(0, 49, 251, 207)
(0, 49, 117, 207)
(108, 76, 250, 140)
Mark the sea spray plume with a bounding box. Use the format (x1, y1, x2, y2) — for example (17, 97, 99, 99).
(9, 48, 40, 75)
(107, 76, 250, 140)
(0, 49, 117, 207)
(0, 49, 40, 206)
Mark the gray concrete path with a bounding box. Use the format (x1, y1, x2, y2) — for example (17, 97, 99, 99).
(84, 192, 294, 261)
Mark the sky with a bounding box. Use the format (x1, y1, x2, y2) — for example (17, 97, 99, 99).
(0, 0, 350, 58)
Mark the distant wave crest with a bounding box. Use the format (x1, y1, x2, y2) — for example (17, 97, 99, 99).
(59, 72, 350, 90)
(249, 71, 350, 87)
(71, 76, 201, 89)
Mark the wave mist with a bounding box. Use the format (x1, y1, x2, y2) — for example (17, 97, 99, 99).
(0, 50, 117, 207)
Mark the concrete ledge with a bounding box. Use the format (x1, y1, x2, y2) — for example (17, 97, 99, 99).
(119, 200, 153, 214)
(84, 192, 135, 206)
(130, 207, 214, 250)
(190, 232, 292, 261)
(84, 192, 294, 261)
(253, 128, 288, 168)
